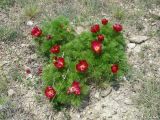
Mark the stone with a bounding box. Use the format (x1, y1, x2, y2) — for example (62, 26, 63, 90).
(124, 98, 133, 105)
(8, 89, 15, 96)
(112, 111, 117, 115)
(21, 44, 29, 47)
(30, 54, 37, 60)
(75, 26, 84, 34)
(108, 116, 112, 118)
(123, 76, 127, 81)
(27, 20, 34, 26)
(127, 43, 136, 49)
(129, 36, 148, 44)
(121, 109, 127, 113)
(94, 92, 100, 99)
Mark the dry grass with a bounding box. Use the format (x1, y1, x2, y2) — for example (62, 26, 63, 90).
(23, 4, 40, 19)
(0, 66, 9, 119)
(0, 26, 18, 42)
(135, 78, 160, 119)
(0, 0, 14, 10)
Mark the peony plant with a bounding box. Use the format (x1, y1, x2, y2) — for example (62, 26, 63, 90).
(32, 17, 128, 110)
(32, 16, 75, 57)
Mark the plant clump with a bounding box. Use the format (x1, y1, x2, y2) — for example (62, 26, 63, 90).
(32, 17, 128, 109)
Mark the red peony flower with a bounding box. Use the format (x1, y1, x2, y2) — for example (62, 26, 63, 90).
(67, 81, 81, 95)
(31, 26, 42, 37)
(45, 86, 56, 99)
(111, 64, 119, 73)
(101, 18, 108, 25)
(97, 34, 104, 42)
(53, 57, 65, 69)
(76, 60, 89, 73)
(113, 23, 123, 32)
(50, 45, 60, 54)
(91, 24, 100, 33)
(46, 35, 52, 40)
(26, 67, 31, 74)
(91, 40, 102, 54)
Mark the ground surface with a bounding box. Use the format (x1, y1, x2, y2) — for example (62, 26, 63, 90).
(0, 0, 160, 120)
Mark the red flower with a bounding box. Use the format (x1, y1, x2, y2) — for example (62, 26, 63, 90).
(97, 34, 104, 42)
(45, 86, 56, 99)
(53, 57, 65, 69)
(91, 40, 102, 54)
(111, 64, 119, 73)
(101, 18, 108, 25)
(76, 60, 89, 73)
(31, 26, 42, 37)
(67, 81, 81, 95)
(50, 45, 60, 54)
(46, 35, 52, 40)
(26, 67, 31, 74)
(113, 23, 123, 32)
(91, 24, 100, 33)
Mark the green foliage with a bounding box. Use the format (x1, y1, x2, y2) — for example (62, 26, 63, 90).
(33, 16, 128, 109)
(0, 26, 18, 42)
(0, 0, 14, 10)
(0, 97, 8, 106)
(34, 16, 75, 57)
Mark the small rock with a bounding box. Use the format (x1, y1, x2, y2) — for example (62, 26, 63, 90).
(127, 43, 136, 49)
(8, 89, 15, 96)
(112, 111, 117, 115)
(124, 98, 133, 105)
(121, 109, 127, 113)
(94, 92, 100, 99)
(129, 36, 148, 44)
(108, 116, 112, 118)
(30, 54, 37, 60)
(102, 117, 106, 120)
(21, 44, 29, 47)
(1, 61, 9, 67)
(77, 114, 80, 119)
(123, 76, 127, 81)
(27, 20, 34, 26)
(75, 26, 84, 34)
(101, 104, 107, 109)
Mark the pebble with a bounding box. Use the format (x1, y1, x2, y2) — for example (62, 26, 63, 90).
(94, 92, 100, 99)
(75, 26, 84, 34)
(124, 98, 133, 105)
(129, 36, 148, 44)
(21, 44, 29, 47)
(127, 43, 136, 49)
(27, 20, 34, 26)
(30, 54, 37, 60)
(8, 89, 15, 96)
